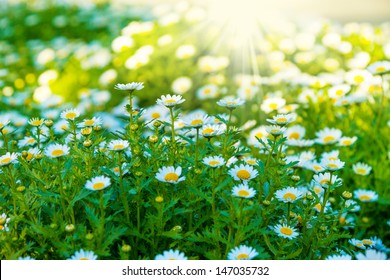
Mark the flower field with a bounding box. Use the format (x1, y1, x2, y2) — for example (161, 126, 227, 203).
(0, 0, 389, 260)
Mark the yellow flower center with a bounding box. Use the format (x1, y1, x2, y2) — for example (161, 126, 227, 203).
(165, 99, 176, 103)
(191, 119, 203, 126)
(26, 153, 34, 161)
(313, 165, 323, 171)
(237, 170, 251, 180)
(168, 258, 176, 260)
(356, 242, 364, 248)
(362, 239, 373, 245)
(353, 75, 364, 84)
(113, 144, 124, 150)
(313, 187, 322, 194)
(276, 117, 287, 123)
(314, 203, 322, 211)
(151, 112, 161, 119)
(255, 132, 264, 139)
(339, 217, 346, 224)
(79, 258, 89, 260)
(31, 120, 43, 126)
(269, 103, 278, 110)
(280, 227, 293, 236)
(203, 128, 214, 134)
(208, 160, 220, 166)
(356, 168, 367, 175)
(359, 195, 371, 201)
(164, 172, 179, 182)
(84, 120, 95, 126)
(283, 193, 296, 201)
(113, 167, 120, 173)
(27, 138, 36, 144)
(323, 136, 335, 143)
(335, 89, 344, 96)
(0, 124, 4, 128)
(226, 101, 236, 105)
(289, 132, 300, 140)
(61, 125, 68, 130)
(246, 159, 256, 165)
(245, 88, 252, 94)
(271, 129, 280, 133)
(342, 140, 352, 145)
(65, 112, 77, 119)
(0, 225, 3, 230)
(236, 253, 249, 260)
(238, 189, 250, 197)
(0, 157, 11, 164)
(92, 182, 105, 190)
(326, 163, 338, 169)
(320, 179, 330, 185)
(51, 149, 64, 157)
(376, 66, 386, 72)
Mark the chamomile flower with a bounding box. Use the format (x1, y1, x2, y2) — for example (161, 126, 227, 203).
(17, 136, 37, 148)
(367, 61, 390, 75)
(242, 157, 257, 165)
(155, 249, 188, 260)
(248, 126, 268, 146)
(266, 114, 295, 125)
(345, 200, 361, 212)
(108, 139, 129, 152)
(266, 125, 286, 136)
(25, 148, 41, 162)
(325, 254, 352, 260)
(156, 166, 185, 184)
(313, 202, 331, 213)
(328, 84, 351, 99)
(349, 239, 366, 249)
(304, 161, 325, 173)
(321, 158, 345, 171)
(362, 239, 376, 248)
(232, 184, 256, 198)
(68, 249, 98, 260)
(0, 213, 10, 231)
(0, 117, 10, 130)
(85, 176, 111, 191)
(275, 187, 303, 203)
(0, 152, 18, 166)
(321, 150, 340, 161)
(60, 108, 80, 120)
(44, 143, 70, 158)
(227, 245, 258, 260)
(352, 162, 372, 176)
(203, 155, 225, 168)
(273, 224, 299, 239)
(345, 69, 373, 85)
(356, 249, 387, 260)
(185, 113, 209, 128)
(286, 139, 314, 147)
(228, 164, 258, 181)
(28, 117, 45, 127)
(196, 84, 219, 100)
(312, 172, 342, 188)
(217, 97, 245, 109)
(315, 127, 342, 145)
(114, 82, 144, 91)
(77, 117, 102, 128)
(338, 136, 357, 146)
(354, 189, 378, 202)
(284, 125, 305, 140)
(171, 77, 192, 94)
(156, 94, 185, 108)
(261, 97, 286, 114)
(201, 124, 224, 137)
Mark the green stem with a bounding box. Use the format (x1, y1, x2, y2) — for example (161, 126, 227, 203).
(287, 202, 291, 225)
(194, 127, 200, 169)
(1, 131, 9, 152)
(36, 127, 41, 149)
(128, 90, 134, 139)
(169, 107, 176, 150)
(118, 152, 130, 223)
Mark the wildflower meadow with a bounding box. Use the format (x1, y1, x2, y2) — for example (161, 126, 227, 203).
(0, 0, 389, 261)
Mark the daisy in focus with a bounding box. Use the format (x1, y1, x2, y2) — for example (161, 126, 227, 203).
(275, 187, 303, 203)
(68, 249, 98, 260)
(232, 184, 256, 198)
(108, 139, 130, 151)
(85, 176, 111, 191)
(114, 82, 144, 91)
(273, 224, 299, 240)
(227, 245, 258, 260)
(0, 152, 18, 166)
(60, 108, 81, 121)
(45, 144, 70, 158)
(228, 164, 258, 182)
(354, 189, 378, 202)
(156, 94, 185, 108)
(203, 155, 225, 168)
(156, 166, 185, 184)
(352, 162, 372, 176)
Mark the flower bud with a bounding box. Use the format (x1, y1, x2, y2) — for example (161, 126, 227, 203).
(83, 140, 93, 148)
(35, 153, 44, 160)
(171, 225, 182, 232)
(135, 171, 143, 177)
(81, 127, 92, 136)
(130, 124, 139, 131)
(65, 224, 75, 232)
(16, 186, 26, 192)
(122, 244, 131, 252)
(342, 191, 352, 200)
(93, 125, 102, 132)
(44, 120, 53, 128)
(149, 135, 158, 143)
(85, 233, 94, 240)
(291, 175, 300, 181)
(155, 196, 164, 203)
(262, 200, 271, 206)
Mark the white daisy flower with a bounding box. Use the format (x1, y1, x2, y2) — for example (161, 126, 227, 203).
(242, 157, 257, 165)
(85, 176, 111, 191)
(361, 239, 376, 248)
(261, 97, 286, 114)
(354, 189, 378, 202)
(25, 148, 41, 162)
(44, 143, 70, 158)
(313, 202, 331, 213)
(60, 108, 81, 121)
(227, 245, 258, 260)
(144, 105, 169, 122)
(185, 113, 209, 128)
(349, 239, 366, 250)
(356, 249, 388, 260)
(156, 94, 185, 108)
(237, 85, 258, 100)
(315, 127, 342, 145)
(203, 155, 225, 168)
(196, 84, 219, 100)
(53, 119, 70, 134)
(228, 164, 258, 182)
(312, 172, 342, 188)
(325, 254, 352, 260)
(155, 249, 188, 260)
(304, 161, 325, 173)
(114, 82, 144, 91)
(266, 114, 295, 125)
(217, 97, 245, 109)
(171, 76, 192, 95)
(266, 125, 286, 136)
(352, 162, 372, 176)
(201, 124, 224, 137)
(286, 139, 315, 147)
(77, 117, 103, 128)
(156, 166, 185, 184)
(68, 249, 98, 260)
(338, 136, 357, 146)
(17, 136, 37, 148)
(328, 84, 351, 99)
(108, 139, 129, 151)
(248, 126, 268, 146)
(18, 256, 35, 260)
(367, 60, 390, 75)
(0, 213, 11, 231)
(321, 158, 345, 171)
(232, 184, 256, 198)
(345, 69, 373, 85)
(345, 200, 361, 212)
(321, 150, 339, 161)
(0, 152, 19, 166)
(28, 117, 45, 127)
(273, 224, 299, 240)
(0, 117, 10, 130)
(275, 187, 303, 203)
(284, 125, 305, 140)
